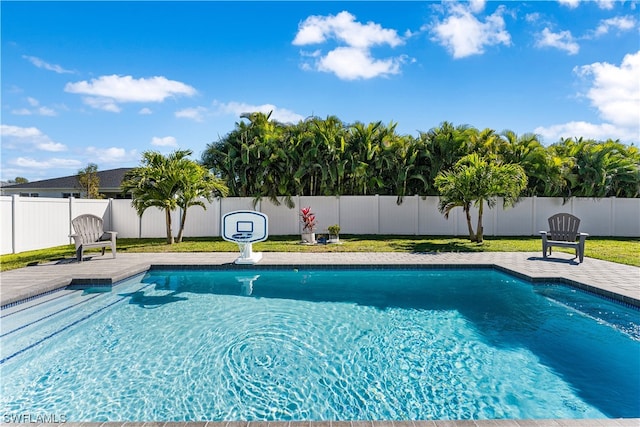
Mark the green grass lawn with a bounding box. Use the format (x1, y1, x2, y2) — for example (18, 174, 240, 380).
(1, 235, 638, 271)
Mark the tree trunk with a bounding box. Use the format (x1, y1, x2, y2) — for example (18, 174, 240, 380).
(165, 209, 174, 244)
(465, 206, 476, 242)
(176, 207, 187, 243)
(476, 199, 484, 243)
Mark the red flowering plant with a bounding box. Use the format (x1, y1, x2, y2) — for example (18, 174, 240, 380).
(300, 206, 317, 232)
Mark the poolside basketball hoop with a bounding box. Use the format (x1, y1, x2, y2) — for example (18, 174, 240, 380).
(222, 211, 268, 264)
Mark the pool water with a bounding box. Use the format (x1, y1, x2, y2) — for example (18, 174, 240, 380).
(1, 268, 639, 421)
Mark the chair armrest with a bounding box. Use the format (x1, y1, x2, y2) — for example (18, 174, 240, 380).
(539, 231, 548, 235)
(579, 232, 589, 237)
(100, 231, 118, 241)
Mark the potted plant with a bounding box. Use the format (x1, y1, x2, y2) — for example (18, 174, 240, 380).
(300, 206, 317, 244)
(327, 224, 341, 244)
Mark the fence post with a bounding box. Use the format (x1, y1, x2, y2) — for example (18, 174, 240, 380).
(375, 194, 380, 234)
(68, 197, 74, 244)
(415, 194, 419, 236)
(610, 197, 616, 236)
(531, 196, 537, 236)
(11, 195, 19, 254)
(336, 195, 341, 233)
(108, 198, 114, 231)
(214, 197, 221, 237)
(491, 197, 504, 237)
(296, 195, 301, 234)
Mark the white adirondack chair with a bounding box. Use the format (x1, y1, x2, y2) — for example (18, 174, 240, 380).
(70, 214, 117, 262)
(540, 213, 589, 263)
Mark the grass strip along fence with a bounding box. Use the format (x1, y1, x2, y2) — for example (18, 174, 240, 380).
(1, 236, 638, 272)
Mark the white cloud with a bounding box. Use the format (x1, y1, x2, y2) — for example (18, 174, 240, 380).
(469, 0, 486, 14)
(11, 157, 81, 169)
(293, 11, 407, 80)
(557, 0, 580, 8)
(11, 108, 32, 116)
(85, 146, 139, 164)
(11, 97, 58, 116)
(37, 107, 56, 116)
(65, 75, 197, 112)
(534, 121, 633, 142)
(576, 51, 640, 129)
(151, 136, 178, 147)
(0, 125, 66, 152)
(22, 55, 74, 74)
(213, 101, 304, 124)
(139, 107, 153, 115)
(318, 47, 404, 80)
(536, 51, 640, 143)
(175, 106, 208, 122)
(592, 16, 637, 37)
(558, 0, 614, 9)
(83, 97, 121, 113)
(525, 13, 541, 23)
(293, 11, 403, 49)
(1, 125, 42, 139)
(430, 3, 511, 59)
(535, 28, 579, 55)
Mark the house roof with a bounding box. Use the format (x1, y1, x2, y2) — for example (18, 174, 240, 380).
(2, 168, 133, 190)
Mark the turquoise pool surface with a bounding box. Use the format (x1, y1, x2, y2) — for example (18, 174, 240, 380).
(1, 268, 638, 421)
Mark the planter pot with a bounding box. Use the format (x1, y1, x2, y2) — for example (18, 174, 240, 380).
(328, 234, 340, 244)
(301, 232, 316, 244)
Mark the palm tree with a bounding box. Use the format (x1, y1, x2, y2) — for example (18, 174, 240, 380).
(175, 161, 228, 243)
(121, 149, 228, 244)
(419, 121, 476, 193)
(435, 153, 528, 242)
(498, 131, 565, 197)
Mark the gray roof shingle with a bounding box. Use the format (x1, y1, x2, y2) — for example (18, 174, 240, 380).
(2, 168, 133, 189)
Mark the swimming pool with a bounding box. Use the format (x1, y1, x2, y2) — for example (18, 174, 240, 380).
(1, 267, 638, 421)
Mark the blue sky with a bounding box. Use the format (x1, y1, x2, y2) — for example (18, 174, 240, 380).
(1, 0, 639, 182)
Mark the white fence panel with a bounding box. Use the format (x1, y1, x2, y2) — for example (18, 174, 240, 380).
(2, 195, 639, 254)
(181, 199, 219, 237)
(261, 197, 298, 235)
(418, 196, 456, 236)
(111, 200, 140, 238)
(573, 197, 612, 236)
(14, 197, 70, 253)
(1, 197, 14, 254)
(613, 198, 640, 237)
(379, 195, 417, 235)
(141, 207, 177, 239)
(339, 196, 379, 234)
(221, 197, 255, 215)
(495, 197, 534, 236)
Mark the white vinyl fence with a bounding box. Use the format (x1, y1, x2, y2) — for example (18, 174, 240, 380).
(1, 194, 639, 255)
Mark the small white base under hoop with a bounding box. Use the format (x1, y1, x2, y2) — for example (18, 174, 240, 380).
(235, 242, 262, 265)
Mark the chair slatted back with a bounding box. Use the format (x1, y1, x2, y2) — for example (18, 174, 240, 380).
(72, 214, 104, 244)
(548, 213, 580, 241)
